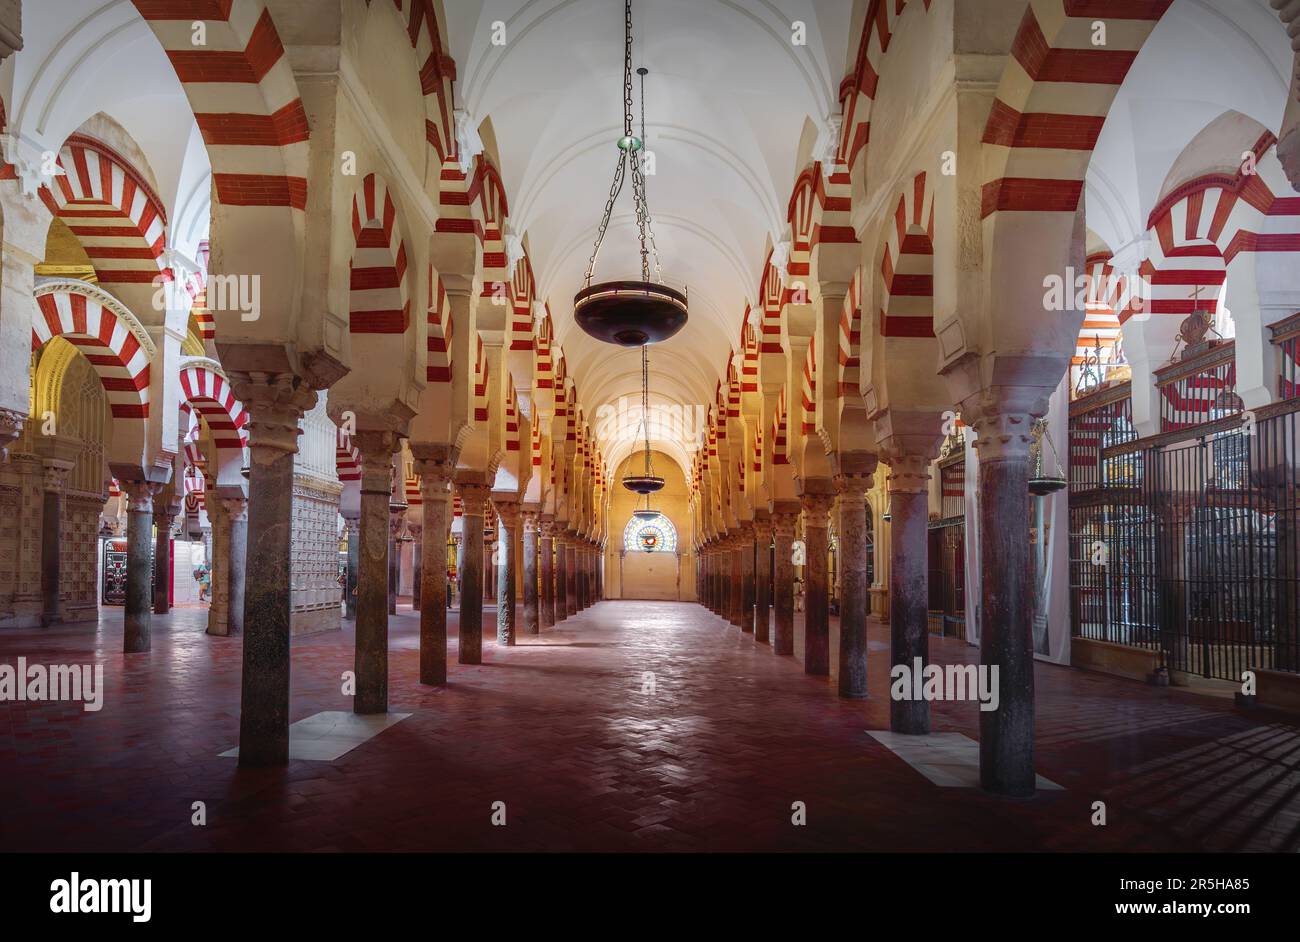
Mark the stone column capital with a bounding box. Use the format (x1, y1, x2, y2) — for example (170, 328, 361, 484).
(968, 410, 1037, 462)
(414, 454, 456, 501)
(752, 519, 773, 542)
(121, 480, 161, 513)
(407, 522, 423, 539)
(493, 498, 522, 528)
(456, 482, 493, 518)
(521, 510, 540, 532)
(800, 492, 835, 526)
(227, 371, 319, 458)
(771, 511, 799, 538)
(884, 454, 931, 495)
(41, 461, 72, 494)
(221, 497, 249, 522)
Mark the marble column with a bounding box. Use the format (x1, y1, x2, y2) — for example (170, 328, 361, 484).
(483, 532, 495, 603)
(522, 511, 540, 635)
(153, 506, 175, 615)
(554, 532, 568, 622)
(206, 495, 230, 636)
(38, 461, 73, 625)
(387, 507, 403, 615)
(565, 535, 578, 617)
(354, 431, 400, 715)
(413, 455, 453, 685)
(971, 412, 1037, 796)
(231, 373, 317, 767)
(342, 512, 360, 621)
(771, 511, 798, 655)
(836, 460, 876, 698)
(456, 483, 491, 664)
(887, 455, 931, 734)
(709, 543, 721, 614)
(753, 516, 772, 644)
(453, 534, 464, 608)
(539, 518, 556, 628)
(801, 491, 835, 676)
(121, 481, 157, 653)
(740, 525, 755, 634)
(495, 500, 520, 645)
(410, 523, 423, 612)
(580, 542, 591, 610)
(725, 534, 741, 628)
(223, 497, 248, 636)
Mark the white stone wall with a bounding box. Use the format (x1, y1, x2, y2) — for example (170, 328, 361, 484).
(290, 394, 343, 635)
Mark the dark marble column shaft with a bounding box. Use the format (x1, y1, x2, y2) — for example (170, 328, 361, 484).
(122, 481, 156, 653)
(565, 537, 578, 616)
(974, 417, 1036, 797)
(343, 513, 359, 620)
(414, 457, 453, 685)
(233, 374, 316, 767)
(540, 522, 555, 627)
(495, 501, 520, 645)
(753, 519, 772, 644)
(836, 465, 875, 698)
(39, 465, 68, 625)
(802, 493, 834, 676)
(554, 532, 567, 622)
(457, 484, 490, 664)
(888, 457, 931, 734)
(355, 432, 399, 715)
(771, 513, 798, 655)
(411, 526, 423, 611)
(224, 497, 248, 636)
(523, 512, 540, 634)
(740, 526, 755, 634)
(153, 509, 174, 615)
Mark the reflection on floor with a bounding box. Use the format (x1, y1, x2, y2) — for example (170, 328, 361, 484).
(1, 601, 1296, 852)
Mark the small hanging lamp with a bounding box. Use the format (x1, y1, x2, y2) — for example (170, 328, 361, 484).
(622, 344, 665, 495)
(573, 0, 688, 348)
(1028, 418, 1067, 496)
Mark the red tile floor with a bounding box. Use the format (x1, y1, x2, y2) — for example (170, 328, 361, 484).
(2, 600, 1297, 852)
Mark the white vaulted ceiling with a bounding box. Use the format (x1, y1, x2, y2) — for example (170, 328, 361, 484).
(446, 0, 852, 467)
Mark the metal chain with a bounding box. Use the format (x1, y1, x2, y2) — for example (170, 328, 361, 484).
(583, 150, 627, 287)
(582, 0, 664, 287)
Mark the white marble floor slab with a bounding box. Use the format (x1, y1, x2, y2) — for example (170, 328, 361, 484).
(867, 730, 1064, 790)
(220, 710, 412, 761)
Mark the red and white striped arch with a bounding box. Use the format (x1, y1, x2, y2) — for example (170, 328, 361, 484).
(535, 310, 555, 390)
(33, 283, 153, 421)
(800, 342, 817, 435)
(509, 256, 535, 351)
(363, 0, 456, 172)
(739, 317, 760, 393)
(472, 336, 489, 423)
(132, 1, 310, 342)
(880, 172, 936, 338)
(132, 1, 309, 208)
(350, 174, 411, 334)
(178, 360, 248, 485)
(838, 0, 935, 172)
(837, 268, 864, 395)
(760, 254, 785, 354)
(336, 427, 361, 484)
(1073, 252, 1124, 389)
(505, 391, 521, 454)
(771, 387, 789, 466)
(41, 135, 168, 295)
(427, 273, 454, 383)
(1132, 140, 1300, 328)
(980, 2, 1175, 219)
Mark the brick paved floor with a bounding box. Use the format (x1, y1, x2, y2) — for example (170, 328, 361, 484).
(1, 600, 1296, 852)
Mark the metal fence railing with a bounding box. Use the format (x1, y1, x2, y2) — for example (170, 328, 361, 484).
(1069, 400, 1300, 680)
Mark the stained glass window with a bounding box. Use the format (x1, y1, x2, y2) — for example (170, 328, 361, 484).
(624, 512, 677, 554)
